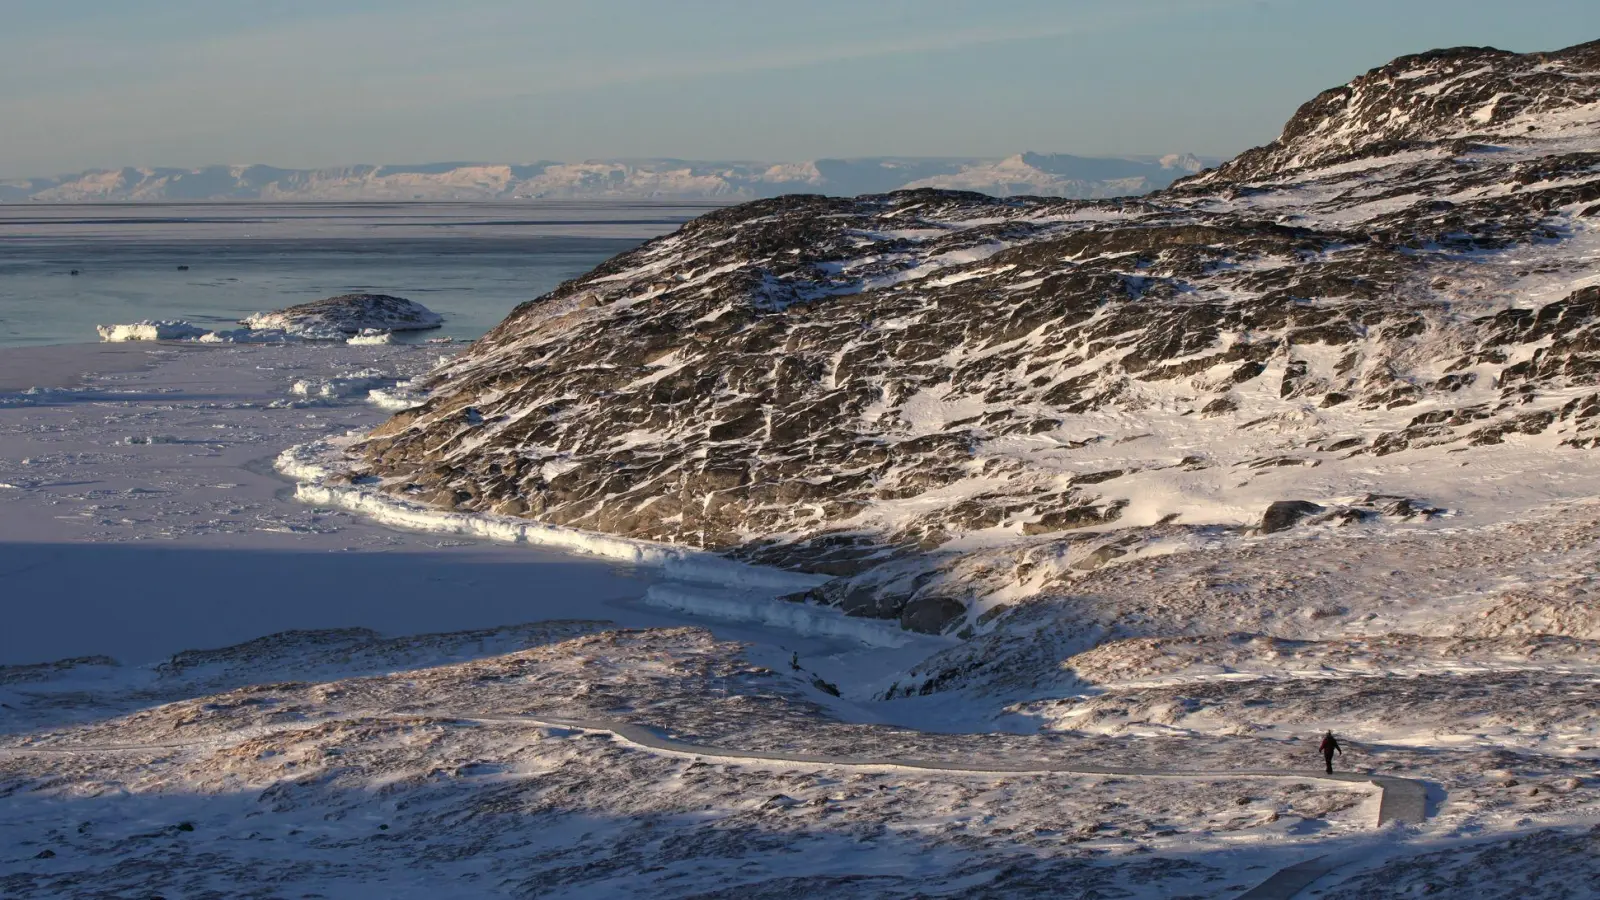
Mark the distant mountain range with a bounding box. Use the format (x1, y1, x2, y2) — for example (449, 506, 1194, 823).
(0, 153, 1218, 202)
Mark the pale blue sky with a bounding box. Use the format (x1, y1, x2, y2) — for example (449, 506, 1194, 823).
(3, 0, 1597, 177)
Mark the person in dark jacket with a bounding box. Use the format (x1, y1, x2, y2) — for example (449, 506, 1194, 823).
(1319, 731, 1342, 774)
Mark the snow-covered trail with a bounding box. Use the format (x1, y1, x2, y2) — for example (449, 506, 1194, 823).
(0, 709, 1429, 827)
(529, 715, 1430, 828)
(0, 706, 1429, 898)
(1235, 855, 1338, 900)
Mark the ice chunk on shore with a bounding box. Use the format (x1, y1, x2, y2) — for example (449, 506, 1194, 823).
(347, 329, 394, 345)
(98, 322, 305, 344)
(291, 370, 398, 400)
(242, 294, 442, 335)
(96, 321, 209, 342)
(367, 380, 427, 410)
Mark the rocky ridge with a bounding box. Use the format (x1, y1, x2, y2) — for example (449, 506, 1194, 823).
(334, 41, 1600, 641)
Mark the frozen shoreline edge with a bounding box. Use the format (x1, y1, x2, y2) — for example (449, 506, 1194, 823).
(276, 439, 828, 595)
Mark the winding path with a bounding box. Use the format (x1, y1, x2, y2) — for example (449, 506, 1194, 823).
(542, 715, 1428, 899)
(1, 712, 1429, 898)
(523, 715, 1428, 825)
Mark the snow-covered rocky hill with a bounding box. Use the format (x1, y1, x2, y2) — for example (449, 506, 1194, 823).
(309, 45, 1600, 888)
(0, 154, 1214, 203)
(344, 38, 1600, 625)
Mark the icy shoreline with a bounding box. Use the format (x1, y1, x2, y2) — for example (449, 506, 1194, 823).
(277, 438, 828, 595)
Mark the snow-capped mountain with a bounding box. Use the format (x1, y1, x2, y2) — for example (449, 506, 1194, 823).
(337, 39, 1600, 641)
(902, 152, 1207, 197)
(0, 154, 1217, 203)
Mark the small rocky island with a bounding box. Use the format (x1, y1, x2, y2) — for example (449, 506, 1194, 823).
(98, 293, 443, 343)
(240, 293, 444, 335)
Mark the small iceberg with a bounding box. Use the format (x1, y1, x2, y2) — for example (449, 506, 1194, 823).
(346, 329, 394, 346)
(96, 321, 210, 342)
(291, 369, 399, 400)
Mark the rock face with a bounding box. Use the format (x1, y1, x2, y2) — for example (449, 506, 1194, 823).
(242, 294, 443, 335)
(341, 40, 1600, 629)
(1260, 501, 1326, 534)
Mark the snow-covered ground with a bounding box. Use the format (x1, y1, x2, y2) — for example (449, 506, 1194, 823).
(0, 341, 1366, 897)
(1, 339, 1596, 898)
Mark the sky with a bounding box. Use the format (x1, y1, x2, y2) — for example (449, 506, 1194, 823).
(2, 0, 1598, 177)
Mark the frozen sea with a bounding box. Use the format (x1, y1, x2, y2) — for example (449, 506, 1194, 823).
(0, 202, 939, 690)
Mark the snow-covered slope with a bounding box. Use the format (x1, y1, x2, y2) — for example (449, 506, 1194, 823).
(1186, 42, 1600, 186)
(4, 155, 1217, 202)
(320, 41, 1600, 885)
(0, 626, 1399, 899)
(7, 325, 1599, 897)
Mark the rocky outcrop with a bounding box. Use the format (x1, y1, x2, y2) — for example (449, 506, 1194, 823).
(99, 295, 444, 344)
(1261, 501, 1326, 534)
(333, 39, 1600, 631)
(241, 294, 442, 335)
(1183, 40, 1600, 186)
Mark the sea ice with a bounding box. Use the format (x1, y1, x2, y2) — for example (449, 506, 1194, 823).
(291, 369, 399, 400)
(94, 320, 209, 342)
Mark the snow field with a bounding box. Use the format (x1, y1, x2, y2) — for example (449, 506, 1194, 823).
(2, 339, 1594, 896)
(0, 627, 1385, 899)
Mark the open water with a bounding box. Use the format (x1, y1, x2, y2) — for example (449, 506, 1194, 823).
(0, 201, 716, 347)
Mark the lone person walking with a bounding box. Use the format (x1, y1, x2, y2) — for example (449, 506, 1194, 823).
(1319, 730, 1343, 774)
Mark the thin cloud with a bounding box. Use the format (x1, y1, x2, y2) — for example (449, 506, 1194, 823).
(0, 0, 1253, 174)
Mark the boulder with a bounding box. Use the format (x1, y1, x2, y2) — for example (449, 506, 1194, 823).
(1261, 500, 1326, 534)
(899, 595, 967, 634)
